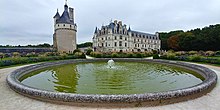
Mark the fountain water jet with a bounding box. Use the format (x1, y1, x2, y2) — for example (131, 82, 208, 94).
(107, 59, 114, 68)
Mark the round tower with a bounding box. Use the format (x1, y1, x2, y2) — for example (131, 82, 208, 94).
(53, 2, 77, 53)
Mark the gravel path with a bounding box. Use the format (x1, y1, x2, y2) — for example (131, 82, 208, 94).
(0, 63, 219, 110)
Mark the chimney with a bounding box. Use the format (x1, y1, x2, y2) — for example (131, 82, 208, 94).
(69, 7, 74, 21)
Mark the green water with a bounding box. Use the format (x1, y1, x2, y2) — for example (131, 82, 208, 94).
(19, 62, 204, 95)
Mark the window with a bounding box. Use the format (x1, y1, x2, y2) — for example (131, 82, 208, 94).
(125, 43, 127, 47)
(119, 41, 122, 46)
(115, 42, 117, 47)
(120, 36, 122, 40)
(102, 38, 104, 40)
(63, 24, 65, 27)
(102, 43, 104, 47)
(105, 43, 107, 47)
(106, 37, 107, 40)
(58, 24, 59, 27)
(70, 25, 72, 28)
(115, 36, 117, 40)
(125, 37, 127, 41)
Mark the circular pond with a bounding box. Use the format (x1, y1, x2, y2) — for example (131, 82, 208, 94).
(19, 61, 204, 94)
(7, 59, 217, 105)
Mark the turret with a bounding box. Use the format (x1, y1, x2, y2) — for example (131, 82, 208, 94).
(53, 9, 60, 25)
(128, 26, 132, 36)
(64, 1, 68, 11)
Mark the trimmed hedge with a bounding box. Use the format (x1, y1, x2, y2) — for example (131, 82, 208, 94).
(90, 52, 153, 58)
(0, 54, 86, 67)
(159, 53, 220, 65)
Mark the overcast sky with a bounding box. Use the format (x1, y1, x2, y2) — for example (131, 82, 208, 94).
(1, 0, 220, 45)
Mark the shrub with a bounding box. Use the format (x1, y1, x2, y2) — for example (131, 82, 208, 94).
(188, 54, 202, 62)
(153, 54, 159, 59)
(166, 52, 176, 60)
(59, 53, 68, 58)
(86, 49, 93, 55)
(175, 51, 186, 56)
(205, 51, 215, 56)
(188, 51, 198, 55)
(26, 52, 38, 57)
(136, 53, 144, 58)
(152, 50, 158, 54)
(215, 51, 220, 56)
(12, 52, 20, 58)
(73, 49, 81, 54)
(167, 50, 174, 53)
(198, 51, 205, 56)
(111, 53, 118, 58)
(144, 51, 153, 57)
(74, 52, 86, 58)
(44, 52, 58, 57)
(126, 52, 134, 58)
(90, 52, 102, 58)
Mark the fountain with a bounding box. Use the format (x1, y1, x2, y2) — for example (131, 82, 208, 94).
(107, 59, 114, 68)
(6, 59, 217, 106)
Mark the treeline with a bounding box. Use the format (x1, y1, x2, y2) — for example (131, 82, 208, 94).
(77, 42, 92, 48)
(160, 24, 220, 51)
(0, 43, 52, 48)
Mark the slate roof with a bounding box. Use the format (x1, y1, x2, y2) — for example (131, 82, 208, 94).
(95, 22, 156, 37)
(54, 4, 74, 24)
(53, 11, 60, 18)
(131, 31, 156, 37)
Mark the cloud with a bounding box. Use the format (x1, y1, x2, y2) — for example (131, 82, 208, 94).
(0, 0, 220, 45)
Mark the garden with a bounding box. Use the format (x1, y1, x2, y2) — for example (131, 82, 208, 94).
(0, 50, 86, 68)
(158, 50, 220, 65)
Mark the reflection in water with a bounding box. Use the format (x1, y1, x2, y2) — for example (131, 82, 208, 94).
(50, 64, 79, 93)
(20, 62, 204, 94)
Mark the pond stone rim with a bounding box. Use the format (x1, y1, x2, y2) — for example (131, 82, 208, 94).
(6, 58, 218, 104)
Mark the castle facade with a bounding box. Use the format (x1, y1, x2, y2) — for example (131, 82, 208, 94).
(93, 20, 161, 52)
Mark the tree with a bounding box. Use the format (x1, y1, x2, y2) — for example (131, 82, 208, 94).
(160, 24, 220, 51)
(167, 35, 181, 51)
(77, 42, 92, 48)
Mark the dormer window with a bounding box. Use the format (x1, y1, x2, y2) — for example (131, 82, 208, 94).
(120, 36, 123, 39)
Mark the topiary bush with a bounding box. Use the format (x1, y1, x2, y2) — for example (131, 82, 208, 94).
(86, 49, 93, 55)
(153, 54, 159, 59)
(215, 51, 220, 56)
(188, 54, 202, 62)
(205, 51, 215, 56)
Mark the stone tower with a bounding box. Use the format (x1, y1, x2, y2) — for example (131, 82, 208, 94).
(53, 1, 77, 53)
